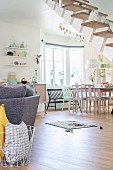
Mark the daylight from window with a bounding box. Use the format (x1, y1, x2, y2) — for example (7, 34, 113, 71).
(43, 45, 83, 86)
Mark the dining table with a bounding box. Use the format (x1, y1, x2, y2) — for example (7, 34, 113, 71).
(47, 85, 113, 113)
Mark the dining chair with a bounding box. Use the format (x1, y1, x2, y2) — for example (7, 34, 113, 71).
(61, 86, 72, 111)
(86, 84, 99, 113)
(100, 89, 111, 112)
(72, 84, 87, 113)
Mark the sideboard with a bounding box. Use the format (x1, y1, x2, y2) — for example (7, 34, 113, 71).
(33, 83, 46, 114)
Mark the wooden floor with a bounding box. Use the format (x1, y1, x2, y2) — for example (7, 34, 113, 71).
(1, 108, 113, 170)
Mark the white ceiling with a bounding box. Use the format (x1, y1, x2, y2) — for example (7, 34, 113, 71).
(0, 0, 66, 36)
(0, 0, 113, 36)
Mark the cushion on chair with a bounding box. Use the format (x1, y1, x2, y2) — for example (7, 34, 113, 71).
(0, 104, 8, 158)
(0, 85, 26, 99)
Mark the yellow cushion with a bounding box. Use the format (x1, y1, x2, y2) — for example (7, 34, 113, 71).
(0, 104, 8, 159)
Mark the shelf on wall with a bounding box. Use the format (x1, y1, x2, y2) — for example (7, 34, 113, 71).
(5, 64, 28, 67)
(93, 31, 113, 38)
(5, 47, 27, 50)
(93, 68, 112, 70)
(105, 43, 113, 47)
(5, 55, 27, 58)
(81, 21, 109, 29)
(71, 12, 89, 20)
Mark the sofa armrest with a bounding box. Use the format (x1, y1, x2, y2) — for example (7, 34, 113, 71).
(22, 95, 40, 126)
(0, 98, 24, 124)
(0, 95, 40, 126)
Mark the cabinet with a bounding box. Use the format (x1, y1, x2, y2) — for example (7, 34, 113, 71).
(95, 68, 113, 83)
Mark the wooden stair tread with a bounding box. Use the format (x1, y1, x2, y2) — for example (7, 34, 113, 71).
(83, 0, 89, 2)
(81, 21, 109, 29)
(93, 31, 113, 38)
(105, 43, 113, 47)
(62, 0, 97, 10)
(52, 0, 89, 3)
(63, 3, 92, 12)
(62, 0, 90, 3)
(71, 12, 89, 20)
(99, 12, 108, 17)
(67, 0, 98, 10)
(62, 0, 77, 4)
(52, 0, 107, 17)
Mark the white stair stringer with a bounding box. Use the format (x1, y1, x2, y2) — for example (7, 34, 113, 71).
(103, 37, 113, 62)
(44, 0, 113, 62)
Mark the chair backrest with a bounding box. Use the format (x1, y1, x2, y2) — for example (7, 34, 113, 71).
(72, 84, 86, 99)
(85, 84, 97, 98)
(61, 86, 72, 98)
(47, 89, 63, 100)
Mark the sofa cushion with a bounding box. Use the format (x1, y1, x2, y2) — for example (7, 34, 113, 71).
(25, 85, 34, 97)
(0, 85, 26, 99)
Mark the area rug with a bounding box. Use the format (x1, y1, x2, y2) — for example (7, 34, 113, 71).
(45, 121, 97, 130)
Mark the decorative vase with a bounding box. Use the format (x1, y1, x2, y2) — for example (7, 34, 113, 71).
(32, 70, 38, 83)
(50, 79, 53, 86)
(60, 79, 63, 86)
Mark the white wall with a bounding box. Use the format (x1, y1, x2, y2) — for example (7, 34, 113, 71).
(0, 21, 41, 83)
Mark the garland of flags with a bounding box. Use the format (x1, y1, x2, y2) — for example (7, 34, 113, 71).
(59, 24, 85, 42)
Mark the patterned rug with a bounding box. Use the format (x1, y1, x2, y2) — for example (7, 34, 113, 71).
(45, 121, 97, 130)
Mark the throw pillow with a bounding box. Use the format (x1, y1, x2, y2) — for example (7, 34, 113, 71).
(0, 85, 26, 99)
(0, 104, 8, 159)
(25, 85, 34, 97)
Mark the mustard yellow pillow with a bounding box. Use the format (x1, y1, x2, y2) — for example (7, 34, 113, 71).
(0, 104, 8, 159)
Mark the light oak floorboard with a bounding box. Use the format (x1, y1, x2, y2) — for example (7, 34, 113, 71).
(1, 108, 113, 170)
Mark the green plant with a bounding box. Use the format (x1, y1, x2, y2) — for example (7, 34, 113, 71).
(50, 70, 54, 78)
(59, 71, 64, 78)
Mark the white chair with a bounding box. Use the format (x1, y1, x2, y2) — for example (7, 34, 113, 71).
(61, 86, 72, 111)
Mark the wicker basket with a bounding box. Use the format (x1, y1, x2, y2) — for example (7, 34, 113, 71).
(0, 125, 35, 167)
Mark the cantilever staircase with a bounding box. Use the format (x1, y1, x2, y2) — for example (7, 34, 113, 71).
(44, 0, 113, 62)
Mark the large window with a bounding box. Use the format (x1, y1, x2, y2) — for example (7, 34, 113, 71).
(44, 47, 64, 86)
(70, 48, 83, 85)
(42, 45, 83, 86)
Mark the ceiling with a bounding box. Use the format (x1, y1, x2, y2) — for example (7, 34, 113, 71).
(0, 0, 113, 36)
(0, 0, 66, 36)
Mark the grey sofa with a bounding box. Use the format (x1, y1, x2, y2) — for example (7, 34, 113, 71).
(0, 85, 40, 126)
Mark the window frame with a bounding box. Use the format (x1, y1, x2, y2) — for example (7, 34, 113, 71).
(42, 43, 84, 86)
